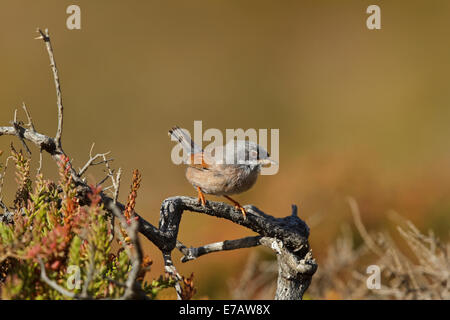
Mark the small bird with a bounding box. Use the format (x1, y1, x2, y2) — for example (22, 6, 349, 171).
(169, 126, 276, 219)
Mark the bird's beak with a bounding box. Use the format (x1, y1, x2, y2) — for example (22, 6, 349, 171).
(258, 158, 278, 168)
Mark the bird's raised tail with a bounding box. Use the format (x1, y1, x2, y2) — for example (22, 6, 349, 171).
(168, 126, 203, 155)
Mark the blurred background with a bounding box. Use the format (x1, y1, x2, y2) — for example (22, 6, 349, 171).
(1, 0, 449, 299)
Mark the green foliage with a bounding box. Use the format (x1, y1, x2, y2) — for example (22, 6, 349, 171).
(143, 274, 177, 299)
(0, 148, 175, 299)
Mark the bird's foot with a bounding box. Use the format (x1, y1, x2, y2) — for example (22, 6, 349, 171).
(197, 187, 207, 207)
(224, 195, 247, 220)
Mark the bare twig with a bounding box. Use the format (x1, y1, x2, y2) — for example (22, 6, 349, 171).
(108, 167, 122, 243)
(177, 236, 263, 263)
(78, 143, 112, 177)
(37, 149, 43, 175)
(291, 204, 298, 217)
(347, 196, 383, 257)
(11, 109, 31, 156)
(113, 168, 122, 203)
(101, 153, 120, 200)
(0, 155, 14, 201)
(22, 102, 36, 132)
(38, 258, 78, 299)
(36, 29, 63, 149)
(162, 252, 183, 299)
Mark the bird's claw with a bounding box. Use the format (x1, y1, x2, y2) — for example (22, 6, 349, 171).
(237, 205, 247, 220)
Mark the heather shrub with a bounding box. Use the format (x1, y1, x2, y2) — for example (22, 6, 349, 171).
(0, 147, 175, 299)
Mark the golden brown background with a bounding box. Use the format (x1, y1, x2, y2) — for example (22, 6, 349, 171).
(1, 1, 450, 298)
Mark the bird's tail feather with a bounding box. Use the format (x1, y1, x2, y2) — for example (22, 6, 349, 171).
(168, 126, 202, 154)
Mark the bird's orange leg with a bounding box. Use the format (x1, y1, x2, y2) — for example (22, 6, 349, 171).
(197, 187, 206, 206)
(224, 195, 247, 220)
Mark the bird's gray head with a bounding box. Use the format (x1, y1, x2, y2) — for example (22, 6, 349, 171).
(223, 140, 276, 170)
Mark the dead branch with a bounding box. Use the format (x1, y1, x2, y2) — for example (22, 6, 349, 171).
(36, 29, 63, 149)
(176, 236, 263, 262)
(348, 197, 384, 257)
(38, 258, 78, 299)
(0, 28, 316, 300)
(78, 143, 112, 177)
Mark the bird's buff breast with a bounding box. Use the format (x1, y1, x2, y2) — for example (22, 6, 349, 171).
(185, 165, 259, 196)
